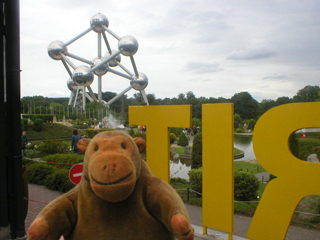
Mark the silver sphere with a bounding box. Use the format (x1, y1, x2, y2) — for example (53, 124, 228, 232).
(131, 72, 148, 90)
(118, 35, 139, 56)
(67, 78, 77, 92)
(104, 50, 121, 67)
(47, 40, 67, 60)
(90, 13, 109, 33)
(72, 65, 94, 86)
(92, 57, 109, 76)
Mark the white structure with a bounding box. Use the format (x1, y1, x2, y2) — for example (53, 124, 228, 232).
(48, 13, 149, 110)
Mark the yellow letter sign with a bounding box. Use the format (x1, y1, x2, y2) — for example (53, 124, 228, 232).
(129, 105, 191, 182)
(202, 104, 234, 238)
(247, 102, 320, 240)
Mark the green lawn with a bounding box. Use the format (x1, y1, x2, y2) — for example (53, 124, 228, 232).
(25, 123, 85, 141)
(234, 161, 266, 173)
(173, 147, 245, 159)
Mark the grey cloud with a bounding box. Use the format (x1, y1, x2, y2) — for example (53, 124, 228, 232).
(228, 46, 276, 60)
(184, 61, 223, 74)
(263, 74, 288, 80)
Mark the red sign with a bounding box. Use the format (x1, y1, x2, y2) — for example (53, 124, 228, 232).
(69, 164, 84, 185)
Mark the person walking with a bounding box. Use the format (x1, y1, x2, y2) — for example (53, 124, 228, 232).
(21, 131, 28, 157)
(71, 129, 81, 153)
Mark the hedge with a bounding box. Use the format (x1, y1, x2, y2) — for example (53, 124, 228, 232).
(22, 114, 54, 122)
(188, 167, 202, 195)
(25, 153, 84, 193)
(85, 129, 114, 138)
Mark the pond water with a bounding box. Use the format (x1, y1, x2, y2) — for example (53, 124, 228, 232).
(170, 134, 255, 180)
(234, 135, 255, 161)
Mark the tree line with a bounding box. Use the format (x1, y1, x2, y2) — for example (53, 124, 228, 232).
(21, 85, 320, 122)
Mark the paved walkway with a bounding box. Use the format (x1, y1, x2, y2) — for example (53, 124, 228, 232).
(25, 183, 320, 240)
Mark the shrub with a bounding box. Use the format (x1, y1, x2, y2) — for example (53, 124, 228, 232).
(33, 118, 44, 132)
(128, 128, 135, 136)
(248, 119, 256, 131)
(177, 132, 189, 147)
(189, 167, 202, 195)
(26, 163, 56, 185)
(23, 114, 54, 122)
(132, 132, 146, 140)
(22, 118, 28, 126)
(298, 138, 320, 160)
(21, 118, 28, 131)
(269, 173, 277, 181)
(234, 114, 241, 128)
(42, 153, 84, 169)
(37, 139, 70, 155)
(169, 133, 177, 144)
(45, 169, 75, 193)
(170, 177, 189, 185)
(85, 129, 114, 138)
(234, 202, 258, 217)
(289, 133, 299, 158)
(27, 141, 42, 149)
(21, 122, 26, 131)
(72, 125, 88, 129)
(191, 133, 202, 169)
(234, 171, 260, 201)
(170, 128, 184, 136)
(236, 128, 245, 133)
(192, 118, 202, 127)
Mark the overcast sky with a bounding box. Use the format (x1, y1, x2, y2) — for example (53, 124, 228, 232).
(20, 0, 320, 102)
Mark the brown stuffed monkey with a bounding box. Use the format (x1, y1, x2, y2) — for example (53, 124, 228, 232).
(27, 131, 194, 240)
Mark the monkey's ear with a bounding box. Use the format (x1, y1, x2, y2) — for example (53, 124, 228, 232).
(77, 138, 91, 154)
(133, 137, 146, 154)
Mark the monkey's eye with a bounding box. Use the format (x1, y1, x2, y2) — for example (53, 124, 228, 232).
(94, 145, 99, 151)
(121, 143, 126, 149)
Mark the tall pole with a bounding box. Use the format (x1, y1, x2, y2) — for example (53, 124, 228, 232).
(0, 0, 9, 231)
(3, 0, 26, 238)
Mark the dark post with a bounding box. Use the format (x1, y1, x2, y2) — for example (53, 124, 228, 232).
(4, 0, 26, 238)
(0, 0, 9, 230)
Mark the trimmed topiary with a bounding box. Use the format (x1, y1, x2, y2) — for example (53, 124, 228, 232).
(169, 133, 177, 144)
(33, 118, 44, 132)
(234, 171, 260, 201)
(177, 132, 189, 147)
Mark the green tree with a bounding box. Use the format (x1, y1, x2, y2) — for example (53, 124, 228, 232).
(186, 91, 195, 100)
(231, 92, 259, 120)
(234, 114, 241, 129)
(293, 85, 320, 102)
(191, 133, 202, 169)
(192, 118, 202, 127)
(276, 96, 292, 106)
(147, 94, 156, 105)
(177, 132, 189, 147)
(258, 99, 277, 116)
(177, 93, 185, 100)
(248, 119, 256, 131)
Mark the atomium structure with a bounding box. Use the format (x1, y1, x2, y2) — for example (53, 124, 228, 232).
(48, 13, 149, 110)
